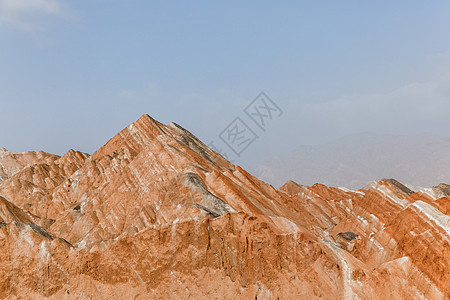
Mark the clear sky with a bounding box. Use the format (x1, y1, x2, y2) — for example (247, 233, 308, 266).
(1, 1, 450, 167)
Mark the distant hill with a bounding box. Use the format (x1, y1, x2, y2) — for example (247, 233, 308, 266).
(251, 132, 450, 189)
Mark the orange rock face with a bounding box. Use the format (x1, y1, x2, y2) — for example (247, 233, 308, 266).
(0, 115, 448, 299)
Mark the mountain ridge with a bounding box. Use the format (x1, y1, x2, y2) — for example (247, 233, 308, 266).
(0, 115, 448, 299)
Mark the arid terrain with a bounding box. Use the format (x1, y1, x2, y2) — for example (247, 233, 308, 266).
(0, 115, 449, 299)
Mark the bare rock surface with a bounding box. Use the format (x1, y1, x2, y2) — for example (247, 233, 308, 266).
(0, 114, 448, 299)
(0, 148, 59, 182)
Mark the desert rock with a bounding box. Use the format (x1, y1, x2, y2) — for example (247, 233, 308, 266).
(0, 114, 448, 299)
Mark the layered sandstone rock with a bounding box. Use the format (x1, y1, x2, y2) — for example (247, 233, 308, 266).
(0, 148, 59, 182)
(0, 114, 448, 299)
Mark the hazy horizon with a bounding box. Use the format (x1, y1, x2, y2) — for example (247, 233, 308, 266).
(252, 132, 450, 189)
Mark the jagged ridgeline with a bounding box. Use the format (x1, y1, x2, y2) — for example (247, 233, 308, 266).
(0, 114, 449, 299)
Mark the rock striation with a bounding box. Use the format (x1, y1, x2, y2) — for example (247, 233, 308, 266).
(0, 114, 448, 299)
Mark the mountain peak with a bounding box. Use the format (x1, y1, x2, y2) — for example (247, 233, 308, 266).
(0, 117, 448, 299)
(380, 178, 415, 196)
(279, 180, 305, 194)
(91, 113, 167, 160)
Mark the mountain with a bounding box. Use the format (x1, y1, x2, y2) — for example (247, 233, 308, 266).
(0, 147, 60, 182)
(0, 115, 448, 299)
(252, 132, 450, 189)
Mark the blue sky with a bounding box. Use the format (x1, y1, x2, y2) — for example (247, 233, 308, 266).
(1, 1, 450, 167)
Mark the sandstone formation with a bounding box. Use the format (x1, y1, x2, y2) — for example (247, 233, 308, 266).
(0, 114, 448, 299)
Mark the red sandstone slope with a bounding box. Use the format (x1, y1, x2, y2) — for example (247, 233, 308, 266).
(0, 147, 59, 182)
(0, 114, 448, 299)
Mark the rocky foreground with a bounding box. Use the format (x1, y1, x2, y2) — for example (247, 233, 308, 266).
(0, 115, 449, 299)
